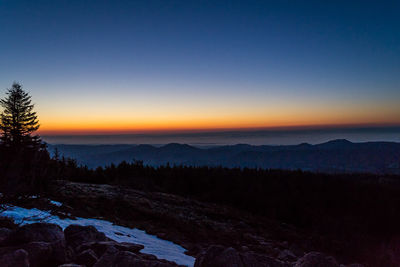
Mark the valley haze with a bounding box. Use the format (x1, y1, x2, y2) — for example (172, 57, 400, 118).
(47, 138, 400, 175)
(42, 126, 400, 145)
(44, 126, 400, 173)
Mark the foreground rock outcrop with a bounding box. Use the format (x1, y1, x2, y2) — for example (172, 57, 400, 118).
(0, 248, 29, 267)
(46, 181, 368, 267)
(0, 208, 365, 267)
(194, 246, 366, 267)
(294, 252, 339, 267)
(194, 245, 290, 267)
(0, 222, 180, 267)
(0, 223, 66, 266)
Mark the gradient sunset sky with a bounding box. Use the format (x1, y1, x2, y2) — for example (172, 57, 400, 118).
(0, 0, 399, 134)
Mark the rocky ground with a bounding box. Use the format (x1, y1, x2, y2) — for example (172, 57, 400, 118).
(0, 219, 184, 266)
(0, 220, 358, 267)
(0, 180, 367, 266)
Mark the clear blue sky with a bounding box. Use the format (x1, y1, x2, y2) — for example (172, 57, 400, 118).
(0, 0, 399, 133)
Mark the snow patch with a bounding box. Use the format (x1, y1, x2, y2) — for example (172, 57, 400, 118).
(49, 200, 63, 207)
(0, 205, 195, 266)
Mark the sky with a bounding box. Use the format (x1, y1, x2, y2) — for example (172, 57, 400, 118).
(0, 0, 399, 135)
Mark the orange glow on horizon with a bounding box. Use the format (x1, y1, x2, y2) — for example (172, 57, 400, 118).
(34, 95, 400, 135)
(38, 120, 400, 135)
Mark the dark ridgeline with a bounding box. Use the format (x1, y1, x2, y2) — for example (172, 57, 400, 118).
(48, 140, 400, 174)
(0, 82, 49, 194)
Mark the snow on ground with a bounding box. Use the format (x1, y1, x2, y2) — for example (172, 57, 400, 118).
(49, 200, 63, 207)
(1, 205, 195, 267)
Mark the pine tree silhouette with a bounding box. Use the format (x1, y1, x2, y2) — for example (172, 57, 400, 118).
(0, 82, 41, 149)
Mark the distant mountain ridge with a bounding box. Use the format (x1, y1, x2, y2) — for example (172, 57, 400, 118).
(48, 139, 400, 174)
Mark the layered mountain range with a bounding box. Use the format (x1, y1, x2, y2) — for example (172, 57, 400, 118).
(48, 139, 400, 174)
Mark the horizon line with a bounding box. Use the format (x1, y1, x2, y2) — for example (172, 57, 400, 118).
(39, 123, 400, 136)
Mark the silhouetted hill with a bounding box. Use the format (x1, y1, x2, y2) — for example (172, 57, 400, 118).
(48, 139, 400, 174)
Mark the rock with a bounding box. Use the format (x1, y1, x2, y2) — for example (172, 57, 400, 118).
(278, 249, 297, 261)
(195, 245, 289, 267)
(117, 242, 144, 253)
(0, 228, 12, 243)
(76, 241, 144, 257)
(76, 249, 98, 267)
(65, 246, 76, 263)
(241, 245, 249, 251)
(4, 223, 64, 245)
(58, 264, 85, 267)
(92, 246, 119, 267)
(0, 248, 29, 267)
(64, 225, 108, 249)
(241, 251, 289, 267)
(94, 247, 177, 267)
(195, 245, 244, 267)
(21, 241, 53, 267)
(141, 253, 157, 260)
(95, 251, 144, 267)
(76, 241, 115, 257)
(2, 223, 66, 265)
(289, 244, 304, 257)
(295, 252, 339, 267)
(24, 240, 66, 266)
(0, 217, 17, 230)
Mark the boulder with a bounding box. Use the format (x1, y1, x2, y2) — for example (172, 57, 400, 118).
(58, 264, 85, 267)
(21, 241, 53, 267)
(64, 225, 108, 249)
(278, 249, 297, 261)
(94, 250, 143, 267)
(92, 246, 119, 267)
(76, 249, 98, 267)
(23, 240, 66, 266)
(117, 242, 144, 253)
(295, 252, 339, 267)
(195, 245, 244, 267)
(141, 253, 157, 260)
(241, 251, 290, 267)
(195, 245, 289, 267)
(0, 217, 18, 230)
(3, 223, 64, 245)
(94, 247, 177, 267)
(76, 241, 115, 257)
(0, 248, 29, 267)
(0, 228, 12, 243)
(76, 241, 144, 257)
(2, 223, 66, 265)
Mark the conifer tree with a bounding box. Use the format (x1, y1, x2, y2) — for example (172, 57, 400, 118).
(0, 82, 41, 148)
